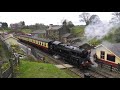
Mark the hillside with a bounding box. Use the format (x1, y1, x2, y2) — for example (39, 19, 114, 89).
(70, 25, 85, 37)
(102, 26, 120, 43)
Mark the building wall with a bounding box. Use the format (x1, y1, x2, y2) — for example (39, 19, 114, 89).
(46, 25, 70, 41)
(95, 46, 120, 64)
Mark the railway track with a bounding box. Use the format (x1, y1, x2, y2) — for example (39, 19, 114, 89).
(18, 41, 120, 78)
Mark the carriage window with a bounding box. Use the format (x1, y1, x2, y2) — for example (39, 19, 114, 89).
(100, 51, 105, 59)
(42, 42, 44, 46)
(107, 54, 115, 62)
(41, 42, 42, 46)
(39, 41, 41, 45)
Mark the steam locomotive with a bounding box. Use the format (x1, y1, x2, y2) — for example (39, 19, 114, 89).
(17, 35, 93, 69)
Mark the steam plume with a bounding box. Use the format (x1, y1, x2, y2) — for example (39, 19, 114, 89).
(84, 21, 114, 40)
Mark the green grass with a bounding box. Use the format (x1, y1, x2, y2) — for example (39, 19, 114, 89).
(71, 25, 85, 37)
(17, 60, 79, 78)
(0, 29, 11, 33)
(21, 29, 32, 34)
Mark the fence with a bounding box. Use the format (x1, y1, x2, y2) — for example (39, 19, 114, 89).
(0, 55, 20, 78)
(0, 35, 20, 78)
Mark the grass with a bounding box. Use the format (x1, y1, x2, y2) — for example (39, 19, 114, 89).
(16, 60, 79, 78)
(21, 29, 32, 34)
(0, 29, 11, 33)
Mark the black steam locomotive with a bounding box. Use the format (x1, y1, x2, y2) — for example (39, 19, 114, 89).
(17, 35, 93, 69)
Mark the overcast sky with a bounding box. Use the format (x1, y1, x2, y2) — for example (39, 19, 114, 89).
(0, 12, 113, 26)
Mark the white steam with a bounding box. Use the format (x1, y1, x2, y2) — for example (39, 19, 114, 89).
(84, 21, 114, 40)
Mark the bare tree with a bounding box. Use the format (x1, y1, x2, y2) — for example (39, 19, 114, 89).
(110, 12, 120, 24)
(89, 15, 101, 24)
(79, 12, 91, 25)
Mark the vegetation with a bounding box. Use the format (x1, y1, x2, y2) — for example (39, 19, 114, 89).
(24, 23, 48, 30)
(0, 28, 11, 33)
(79, 12, 101, 26)
(21, 55, 36, 62)
(102, 26, 120, 43)
(62, 19, 74, 28)
(110, 12, 120, 24)
(113, 27, 120, 42)
(102, 32, 114, 42)
(0, 40, 11, 71)
(88, 38, 102, 46)
(67, 21, 74, 28)
(70, 25, 85, 37)
(0, 22, 8, 29)
(0, 40, 11, 60)
(17, 60, 79, 78)
(1, 62, 10, 71)
(79, 12, 91, 26)
(20, 29, 32, 34)
(11, 45, 25, 55)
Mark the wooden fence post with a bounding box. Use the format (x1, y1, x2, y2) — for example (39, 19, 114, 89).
(17, 55, 20, 65)
(15, 56, 17, 66)
(9, 58, 14, 78)
(15, 53, 20, 65)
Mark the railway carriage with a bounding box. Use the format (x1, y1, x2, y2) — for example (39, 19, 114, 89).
(17, 35, 52, 53)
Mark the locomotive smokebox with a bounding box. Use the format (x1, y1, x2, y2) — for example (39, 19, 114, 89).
(84, 73, 91, 78)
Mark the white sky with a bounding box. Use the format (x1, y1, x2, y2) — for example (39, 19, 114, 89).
(0, 12, 113, 26)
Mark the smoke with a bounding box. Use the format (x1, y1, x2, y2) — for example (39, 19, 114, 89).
(84, 21, 114, 40)
(102, 41, 116, 48)
(101, 40, 113, 47)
